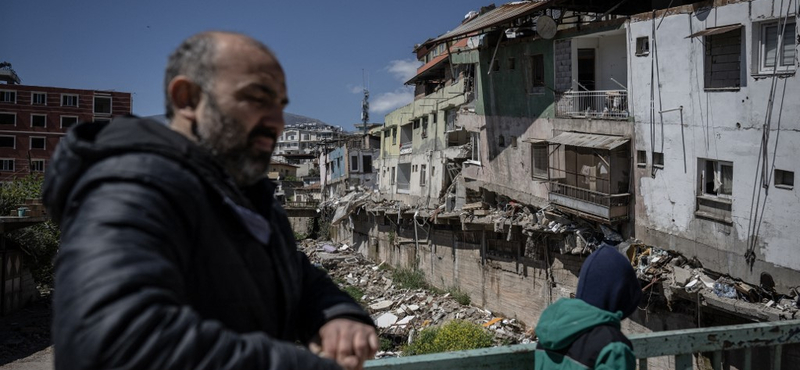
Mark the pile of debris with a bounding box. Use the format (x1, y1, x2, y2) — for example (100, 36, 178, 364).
(629, 244, 800, 321)
(299, 240, 532, 357)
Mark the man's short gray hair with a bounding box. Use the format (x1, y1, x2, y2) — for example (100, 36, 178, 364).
(163, 33, 217, 120)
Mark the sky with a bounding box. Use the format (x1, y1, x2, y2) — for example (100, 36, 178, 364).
(2, 0, 495, 132)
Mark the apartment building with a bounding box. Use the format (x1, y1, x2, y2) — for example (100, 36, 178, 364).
(0, 74, 131, 180)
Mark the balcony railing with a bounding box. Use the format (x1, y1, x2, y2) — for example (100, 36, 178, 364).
(284, 200, 319, 209)
(555, 89, 628, 119)
(366, 319, 800, 370)
(400, 142, 413, 155)
(548, 181, 629, 220)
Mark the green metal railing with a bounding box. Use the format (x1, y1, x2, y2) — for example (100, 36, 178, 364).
(365, 319, 800, 370)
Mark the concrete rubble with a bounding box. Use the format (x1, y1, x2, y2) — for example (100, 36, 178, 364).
(299, 239, 532, 357)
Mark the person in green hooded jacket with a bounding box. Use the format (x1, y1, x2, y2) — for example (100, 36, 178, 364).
(534, 244, 642, 369)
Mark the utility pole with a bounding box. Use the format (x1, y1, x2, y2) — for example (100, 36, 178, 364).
(361, 69, 369, 135)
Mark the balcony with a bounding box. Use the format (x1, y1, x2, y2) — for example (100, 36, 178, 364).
(549, 181, 629, 221)
(555, 90, 629, 119)
(366, 319, 800, 370)
(400, 142, 413, 155)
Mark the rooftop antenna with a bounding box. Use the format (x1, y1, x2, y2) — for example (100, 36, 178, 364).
(361, 69, 369, 135)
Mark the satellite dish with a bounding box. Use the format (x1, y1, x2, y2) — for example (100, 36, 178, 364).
(537, 15, 557, 39)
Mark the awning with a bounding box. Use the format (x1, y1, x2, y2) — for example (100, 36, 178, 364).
(522, 138, 548, 143)
(686, 24, 742, 38)
(547, 132, 629, 150)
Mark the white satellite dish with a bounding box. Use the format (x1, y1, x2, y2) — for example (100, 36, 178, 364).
(537, 15, 557, 39)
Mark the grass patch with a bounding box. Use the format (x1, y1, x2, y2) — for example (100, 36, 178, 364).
(447, 287, 471, 306)
(393, 268, 429, 290)
(403, 320, 494, 356)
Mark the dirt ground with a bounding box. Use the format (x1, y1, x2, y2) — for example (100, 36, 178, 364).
(0, 293, 52, 368)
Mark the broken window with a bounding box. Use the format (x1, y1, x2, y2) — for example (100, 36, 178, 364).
(392, 127, 397, 145)
(531, 142, 548, 179)
(775, 169, 794, 189)
(697, 158, 733, 223)
(420, 165, 427, 186)
(421, 117, 428, 138)
(363, 155, 372, 173)
(637, 150, 647, 167)
(530, 54, 545, 90)
(704, 27, 742, 89)
(498, 135, 505, 147)
(469, 132, 481, 164)
(636, 37, 650, 56)
(653, 152, 664, 168)
(351, 155, 359, 172)
(390, 167, 396, 185)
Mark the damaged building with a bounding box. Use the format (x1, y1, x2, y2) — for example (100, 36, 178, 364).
(316, 1, 800, 364)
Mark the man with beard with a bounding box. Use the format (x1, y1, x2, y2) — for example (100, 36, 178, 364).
(43, 31, 378, 370)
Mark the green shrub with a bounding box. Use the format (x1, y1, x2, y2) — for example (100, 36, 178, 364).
(403, 320, 494, 356)
(393, 268, 428, 290)
(448, 287, 471, 306)
(341, 285, 365, 302)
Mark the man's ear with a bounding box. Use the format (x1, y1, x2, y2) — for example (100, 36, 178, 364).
(168, 76, 202, 121)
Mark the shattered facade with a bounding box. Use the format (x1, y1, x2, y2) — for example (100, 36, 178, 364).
(316, 0, 800, 351)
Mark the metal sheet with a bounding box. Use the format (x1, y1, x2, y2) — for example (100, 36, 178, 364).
(686, 23, 742, 38)
(424, 1, 553, 48)
(547, 132, 629, 150)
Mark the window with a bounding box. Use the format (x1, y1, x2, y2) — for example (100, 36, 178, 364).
(61, 116, 78, 129)
(31, 114, 46, 128)
(653, 152, 664, 168)
(532, 142, 548, 179)
(420, 165, 427, 186)
(0, 159, 14, 172)
(0, 113, 15, 125)
(704, 28, 742, 89)
(303, 134, 310, 140)
(392, 127, 397, 145)
(492, 59, 500, 71)
(390, 167, 396, 185)
(30, 137, 46, 150)
(697, 159, 734, 223)
(363, 155, 372, 173)
(775, 169, 794, 189)
(62, 94, 79, 107)
(636, 37, 650, 56)
(511, 136, 518, 148)
(637, 150, 647, 167)
(469, 132, 481, 164)
(0, 90, 16, 103)
(701, 160, 733, 196)
(422, 119, 428, 138)
(0, 136, 15, 148)
(31, 92, 46, 105)
(30, 159, 45, 172)
(508, 57, 516, 70)
(94, 96, 112, 114)
(758, 21, 796, 74)
(351, 155, 359, 172)
(530, 54, 545, 92)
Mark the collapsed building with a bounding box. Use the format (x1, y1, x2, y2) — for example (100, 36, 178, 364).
(314, 0, 800, 360)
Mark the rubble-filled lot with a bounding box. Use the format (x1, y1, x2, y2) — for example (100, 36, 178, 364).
(300, 240, 533, 357)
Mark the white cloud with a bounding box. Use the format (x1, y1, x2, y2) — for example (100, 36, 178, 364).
(347, 84, 363, 94)
(385, 59, 422, 82)
(370, 87, 414, 114)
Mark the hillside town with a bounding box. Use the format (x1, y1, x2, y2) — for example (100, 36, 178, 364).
(1, 0, 800, 369)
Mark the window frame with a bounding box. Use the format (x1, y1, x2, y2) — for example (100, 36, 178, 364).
(350, 155, 359, 172)
(60, 115, 79, 129)
(0, 158, 15, 172)
(61, 94, 79, 107)
(704, 27, 743, 91)
(0, 135, 16, 149)
(420, 164, 427, 186)
(756, 20, 796, 75)
(467, 132, 482, 166)
(635, 37, 650, 56)
(0, 112, 16, 126)
(775, 169, 794, 190)
(93, 95, 112, 115)
(0, 90, 17, 103)
(30, 159, 45, 172)
(31, 114, 47, 128)
(653, 152, 664, 169)
(531, 142, 548, 179)
(30, 136, 46, 150)
(637, 150, 647, 167)
(31, 92, 47, 105)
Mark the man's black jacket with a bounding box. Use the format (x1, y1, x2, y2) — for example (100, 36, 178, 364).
(43, 116, 372, 369)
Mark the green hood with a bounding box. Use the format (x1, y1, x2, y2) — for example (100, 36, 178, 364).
(535, 298, 623, 351)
